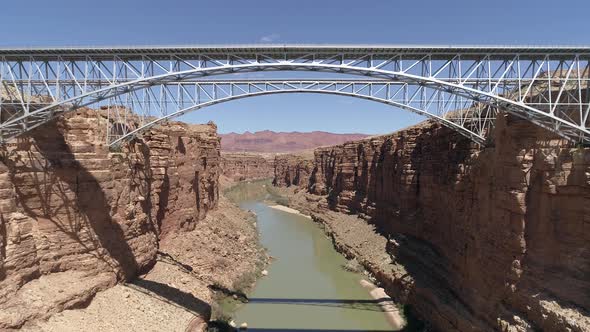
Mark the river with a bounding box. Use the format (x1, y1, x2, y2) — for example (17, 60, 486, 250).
(221, 179, 399, 331)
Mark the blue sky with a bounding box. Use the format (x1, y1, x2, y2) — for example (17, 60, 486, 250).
(2, 0, 589, 134)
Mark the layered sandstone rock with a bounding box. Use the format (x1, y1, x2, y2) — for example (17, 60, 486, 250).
(221, 153, 274, 181)
(274, 114, 590, 332)
(273, 154, 314, 187)
(22, 194, 264, 332)
(0, 109, 220, 328)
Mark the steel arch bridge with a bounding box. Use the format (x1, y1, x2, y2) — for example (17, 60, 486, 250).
(0, 45, 589, 146)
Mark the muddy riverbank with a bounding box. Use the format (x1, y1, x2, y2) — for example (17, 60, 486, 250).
(216, 179, 416, 331)
(270, 185, 428, 331)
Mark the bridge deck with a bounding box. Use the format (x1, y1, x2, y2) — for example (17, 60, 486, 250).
(1, 44, 589, 60)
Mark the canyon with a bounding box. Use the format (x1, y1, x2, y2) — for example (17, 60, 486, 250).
(272, 114, 590, 331)
(0, 104, 588, 331)
(221, 152, 274, 182)
(220, 130, 343, 184)
(0, 109, 264, 330)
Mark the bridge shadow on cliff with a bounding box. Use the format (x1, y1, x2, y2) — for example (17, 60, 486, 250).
(2, 119, 146, 280)
(127, 278, 210, 315)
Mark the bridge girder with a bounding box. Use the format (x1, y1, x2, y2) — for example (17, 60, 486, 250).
(0, 45, 589, 144)
(101, 80, 495, 146)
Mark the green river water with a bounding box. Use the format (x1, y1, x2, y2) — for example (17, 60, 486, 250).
(221, 180, 402, 332)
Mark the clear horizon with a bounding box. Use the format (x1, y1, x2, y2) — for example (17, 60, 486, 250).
(219, 129, 373, 135)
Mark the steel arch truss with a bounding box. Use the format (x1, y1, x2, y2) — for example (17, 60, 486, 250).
(101, 80, 496, 146)
(0, 46, 589, 144)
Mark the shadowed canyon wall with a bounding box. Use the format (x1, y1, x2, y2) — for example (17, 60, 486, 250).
(0, 109, 220, 328)
(273, 154, 314, 187)
(274, 114, 590, 332)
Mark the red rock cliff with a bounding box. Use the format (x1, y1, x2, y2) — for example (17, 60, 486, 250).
(0, 109, 220, 328)
(221, 153, 274, 181)
(274, 114, 590, 332)
(273, 154, 314, 187)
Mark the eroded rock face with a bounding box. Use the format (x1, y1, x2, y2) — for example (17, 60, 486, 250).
(0, 109, 220, 328)
(273, 155, 314, 187)
(274, 114, 590, 332)
(221, 153, 274, 181)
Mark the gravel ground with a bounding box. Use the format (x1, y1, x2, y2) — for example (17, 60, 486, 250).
(22, 191, 266, 332)
(22, 262, 210, 332)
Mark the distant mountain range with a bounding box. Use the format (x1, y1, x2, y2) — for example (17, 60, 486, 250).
(219, 130, 370, 153)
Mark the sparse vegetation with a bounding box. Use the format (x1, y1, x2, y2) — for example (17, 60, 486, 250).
(206, 216, 269, 327)
(206, 319, 237, 332)
(210, 301, 233, 323)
